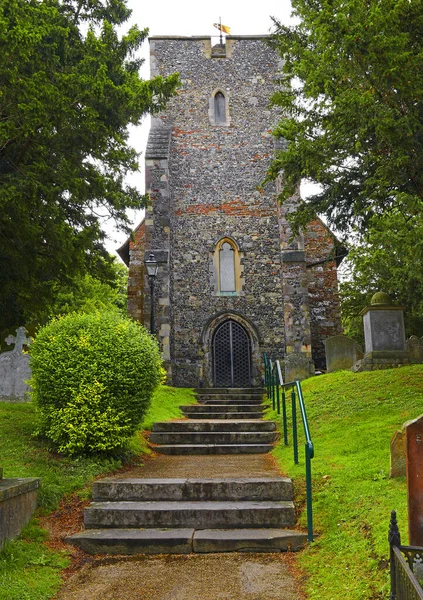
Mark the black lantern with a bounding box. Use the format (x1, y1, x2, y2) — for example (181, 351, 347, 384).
(144, 253, 158, 334)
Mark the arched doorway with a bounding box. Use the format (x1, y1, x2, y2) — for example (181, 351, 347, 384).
(212, 319, 252, 387)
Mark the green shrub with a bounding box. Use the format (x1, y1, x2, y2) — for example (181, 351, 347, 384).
(29, 312, 161, 456)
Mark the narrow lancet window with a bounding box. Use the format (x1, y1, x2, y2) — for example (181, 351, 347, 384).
(219, 242, 236, 292)
(214, 91, 226, 124)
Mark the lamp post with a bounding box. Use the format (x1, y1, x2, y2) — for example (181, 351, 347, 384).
(145, 252, 158, 334)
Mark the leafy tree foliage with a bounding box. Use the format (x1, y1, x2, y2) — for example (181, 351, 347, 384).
(0, 0, 178, 330)
(267, 0, 423, 233)
(47, 257, 128, 318)
(340, 212, 423, 345)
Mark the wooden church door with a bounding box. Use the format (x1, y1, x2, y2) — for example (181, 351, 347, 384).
(212, 320, 252, 387)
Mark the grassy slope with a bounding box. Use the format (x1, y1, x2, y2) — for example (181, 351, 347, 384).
(0, 385, 195, 600)
(266, 365, 423, 600)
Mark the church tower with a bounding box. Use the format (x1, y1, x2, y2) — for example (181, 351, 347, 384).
(119, 36, 343, 387)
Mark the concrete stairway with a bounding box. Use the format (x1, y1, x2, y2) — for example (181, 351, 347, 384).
(67, 476, 307, 554)
(66, 388, 307, 555)
(150, 388, 275, 455)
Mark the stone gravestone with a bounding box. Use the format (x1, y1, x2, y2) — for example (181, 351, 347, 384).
(406, 336, 423, 364)
(0, 327, 32, 401)
(325, 335, 363, 373)
(363, 292, 406, 353)
(355, 292, 410, 371)
(406, 415, 423, 545)
(284, 353, 314, 382)
(390, 423, 409, 478)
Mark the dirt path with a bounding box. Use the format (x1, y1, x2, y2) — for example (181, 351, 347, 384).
(48, 453, 306, 600)
(54, 553, 303, 600)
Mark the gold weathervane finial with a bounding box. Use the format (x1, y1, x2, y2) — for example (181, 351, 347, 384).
(213, 22, 231, 35)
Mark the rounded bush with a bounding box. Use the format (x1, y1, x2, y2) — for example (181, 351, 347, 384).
(30, 311, 161, 456)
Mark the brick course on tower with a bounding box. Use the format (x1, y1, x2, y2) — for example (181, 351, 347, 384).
(118, 35, 344, 387)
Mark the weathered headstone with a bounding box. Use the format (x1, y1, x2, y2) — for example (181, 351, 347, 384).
(284, 353, 314, 382)
(406, 415, 423, 545)
(0, 327, 32, 401)
(325, 335, 363, 373)
(406, 336, 423, 364)
(390, 425, 408, 478)
(355, 292, 410, 371)
(362, 292, 406, 352)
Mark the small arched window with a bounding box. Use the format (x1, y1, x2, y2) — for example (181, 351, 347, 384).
(209, 89, 230, 127)
(214, 91, 226, 124)
(211, 237, 242, 296)
(219, 242, 236, 292)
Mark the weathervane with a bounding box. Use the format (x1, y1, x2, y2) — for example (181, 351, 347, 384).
(213, 18, 231, 46)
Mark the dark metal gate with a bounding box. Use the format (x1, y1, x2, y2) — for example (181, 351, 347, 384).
(212, 320, 252, 387)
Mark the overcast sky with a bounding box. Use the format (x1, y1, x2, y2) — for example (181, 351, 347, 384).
(106, 0, 295, 255)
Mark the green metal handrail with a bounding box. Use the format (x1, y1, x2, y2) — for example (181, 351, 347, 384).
(263, 353, 314, 543)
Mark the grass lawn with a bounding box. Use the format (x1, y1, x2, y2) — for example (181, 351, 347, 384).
(0, 385, 196, 600)
(2, 366, 422, 600)
(266, 365, 423, 600)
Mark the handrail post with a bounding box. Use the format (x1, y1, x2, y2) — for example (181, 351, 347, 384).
(267, 362, 271, 399)
(276, 377, 280, 415)
(292, 388, 298, 465)
(388, 510, 400, 600)
(282, 390, 288, 445)
(305, 443, 314, 542)
(272, 369, 276, 410)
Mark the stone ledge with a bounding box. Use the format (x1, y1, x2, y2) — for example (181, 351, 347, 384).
(0, 478, 40, 547)
(0, 478, 40, 503)
(363, 351, 410, 360)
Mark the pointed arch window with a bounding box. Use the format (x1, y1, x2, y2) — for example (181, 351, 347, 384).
(212, 237, 242, 296)
(220, 242, 236, 292)
(209, 88, 230, 127)
(214, 92, 226, 124)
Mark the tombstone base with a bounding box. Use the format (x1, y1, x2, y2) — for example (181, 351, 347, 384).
(0, 478, 40, 547)
(353, 351, 411, 372)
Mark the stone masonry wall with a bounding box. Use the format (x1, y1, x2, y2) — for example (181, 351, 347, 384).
(149, 37, 286, 386)
(304, 219, 343, 370)
(129, 36, 345, 385)
(127, 220, 145, 322)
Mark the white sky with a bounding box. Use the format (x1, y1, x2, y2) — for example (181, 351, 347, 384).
(105, 0, 295, 255)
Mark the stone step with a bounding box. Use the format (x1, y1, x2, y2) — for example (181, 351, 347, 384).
(66, 527, 307, 555)
(180, 404, 265, 414)
(198, 397, 266, 405)
(152, 444, 274, 455)
(152, 420, 276, 432)
(193, 528, 307, 553)
(194, 388, 265, 395)
(149, 431, 278, 445)
(84, 500, 296, 529)
(182, 412, 265, 420)
(92, 478, 293, 502)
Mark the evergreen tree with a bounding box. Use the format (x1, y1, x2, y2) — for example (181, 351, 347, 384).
(340, 212, 423, 344)
(267, 0, 423, 234)
(0, 0, 178, 329)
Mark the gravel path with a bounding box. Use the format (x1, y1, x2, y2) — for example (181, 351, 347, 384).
(55, 553, 301, 600)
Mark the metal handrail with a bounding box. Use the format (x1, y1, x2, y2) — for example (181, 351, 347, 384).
(389, 510, 423, 599)
(263, 353, 314, 543)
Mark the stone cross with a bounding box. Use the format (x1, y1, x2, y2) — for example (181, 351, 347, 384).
(0, 327, 32, 401)
(5, 327, 31, 354)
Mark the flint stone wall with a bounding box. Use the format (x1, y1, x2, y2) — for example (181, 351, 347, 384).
(150, 37, 287, 386)
(125, 37, 343, 387)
